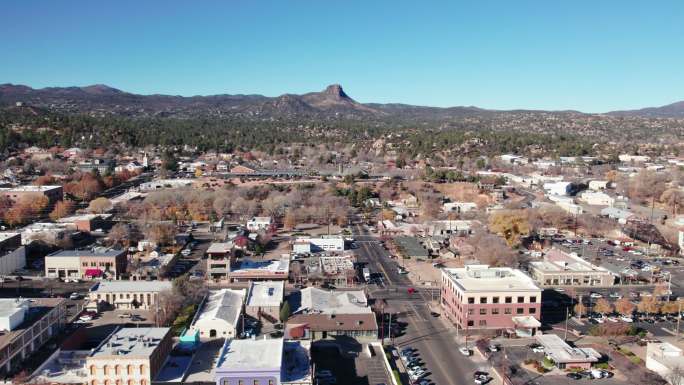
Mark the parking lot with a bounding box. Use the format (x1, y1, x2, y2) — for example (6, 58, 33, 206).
(492, 345, 627, 385)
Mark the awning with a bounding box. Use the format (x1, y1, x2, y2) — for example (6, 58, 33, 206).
(512, 316, 541, 329)
(85, 268, 103, 277)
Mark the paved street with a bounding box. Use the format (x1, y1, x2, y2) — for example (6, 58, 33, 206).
(353, 224, 481, 385)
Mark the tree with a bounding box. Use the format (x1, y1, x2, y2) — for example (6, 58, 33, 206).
(637, 297, 661, 315)
(283, 210, 297, 231)
(279, 301, 291, 322)
(49, 200, 75, 220)
(88, 197, 112, 213)
(594, 298, 613, 315)
(661, 300, 680, 315)
(142, 222, 176, 246)
(574, 302, 586, 317)
(108, 223, 138, 248)
(614, 298, 635, 316)
(488, 210, 531, 247)
(24, 195, 49, 215)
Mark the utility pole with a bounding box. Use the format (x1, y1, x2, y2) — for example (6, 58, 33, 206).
(564, 307, 569, 340)
(677, 301, 682, 339)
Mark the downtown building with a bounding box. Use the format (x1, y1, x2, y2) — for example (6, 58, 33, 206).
(441, 265, 542, 336)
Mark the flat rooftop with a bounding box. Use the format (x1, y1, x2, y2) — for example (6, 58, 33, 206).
(0, 232, 20, 243)
(217, 338, 283, 371)
(0, 185, 62, 192)
(247, 281, 284, 307)
(47, 248, 125, 258)
(294, 287, 371, 315)
(92, 280, 172, 293)
(530, 248, 611, 274)
(0, 298, 65, 348)
(536, 334, 600, 363)
(443, 265, 540, 293)
(90, 327, 170, 359)
(207, 242, 234, 254)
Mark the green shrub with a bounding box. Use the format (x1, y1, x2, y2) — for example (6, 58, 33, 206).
(593, 362, 610, 369)
(393, 369, 403, 385)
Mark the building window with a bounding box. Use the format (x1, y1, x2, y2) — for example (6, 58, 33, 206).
(492, 297, 500, 304)
(479, 308, 487, 315)
(492, 308, 500, 315)
(479, 297, 487, 304)
(504, 308, 512, 314)
(530, 296, 537, 303)
(467, 320, 474, 327)
(467, 309, 474, 316)
(529, 307, 537, 314)
(505, 297, 512, 304)
(479, 320, 487, 326)
(517, 296, 524, 303)
(516, 308, 524, 314)
(467, 297, 475, 304)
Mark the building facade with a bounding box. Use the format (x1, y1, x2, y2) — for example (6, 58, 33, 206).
(528, 248, 615, 287)
(88, 281, 173, 311)
(0, 233, 26, 276)
(45, 248, 127, 280)
(441, 265, 542, 332)
(0, 185, 63, 206)
(86, 328, 172, 385)
(0, 298, 66, 376)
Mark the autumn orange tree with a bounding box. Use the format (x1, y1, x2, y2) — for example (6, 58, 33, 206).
(49, 200, 76, 220)
(594, 298, 613, 315)
(488, 210, 531, 247)
(614, 298, 635, 316)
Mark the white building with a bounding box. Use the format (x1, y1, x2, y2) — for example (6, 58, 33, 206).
(0, 298, 30, 331)
(190, 289, 246, 339)
(588, 180, 610, 191)
(578, 191, 615, 206)
(619, 154, 650, 163)
(646, 342, 684, 385)
(543, 181, 572, 196)
(246, 216, 273, 232)
(442, 202, 477, 213)
(293, 236, 345, 254)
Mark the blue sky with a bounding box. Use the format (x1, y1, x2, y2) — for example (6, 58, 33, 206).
(1, 1, 683, 112)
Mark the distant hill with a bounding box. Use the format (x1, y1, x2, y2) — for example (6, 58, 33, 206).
(0, 83, 385, 119)
(607, 100, 684, 118)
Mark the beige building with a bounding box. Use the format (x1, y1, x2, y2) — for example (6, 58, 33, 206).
(86, 328, 172, 385)
(529, 248, 615, 287)
(245, 281, 284, 321)
(0, 298, 66, 376)
(189, 289, 245, 340)
(88, 281, 173, 311)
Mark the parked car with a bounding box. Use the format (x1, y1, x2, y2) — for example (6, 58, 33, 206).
(566, 373, 582, 380)
(459, 347, 471, 356)
(69, 292, 81, 300)
(620, 316, 633, 323)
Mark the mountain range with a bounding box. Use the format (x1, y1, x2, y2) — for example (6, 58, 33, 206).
(3, 82, 682, 119)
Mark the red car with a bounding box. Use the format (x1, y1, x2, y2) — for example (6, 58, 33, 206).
(407, 287, 416, 294)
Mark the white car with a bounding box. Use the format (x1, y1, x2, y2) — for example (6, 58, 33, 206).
(459, 347, 472, 356)
(620, 316, 634, 323)
(590, 292, 603, 299)
(531, 346, 544, 353)
(69, 292, 80, 300)
(79, 314, 93, 322)
(606, 317, 619, 323)
(609, 293, 622, 299)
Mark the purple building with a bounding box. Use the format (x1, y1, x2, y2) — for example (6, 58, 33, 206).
(215, 338, 311, 385)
